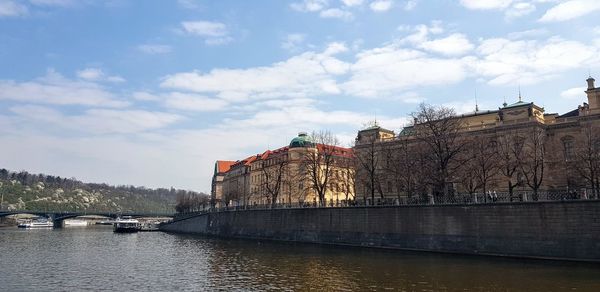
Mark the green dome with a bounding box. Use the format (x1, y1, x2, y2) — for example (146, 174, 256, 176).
(289, 132, 314, 148)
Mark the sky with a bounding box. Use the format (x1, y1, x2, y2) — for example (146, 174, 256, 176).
(0, 0, 599, 192)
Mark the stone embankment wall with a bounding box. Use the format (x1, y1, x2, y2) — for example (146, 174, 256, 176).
(160, 201, 600, 261)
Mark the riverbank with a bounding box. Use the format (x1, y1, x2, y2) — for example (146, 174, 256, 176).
(160, 200, 600, 262)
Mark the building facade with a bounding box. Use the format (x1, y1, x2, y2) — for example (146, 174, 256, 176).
(354, 77, 600, 203)
(210, 160, 235, 208)
(213, 132, 355, 208)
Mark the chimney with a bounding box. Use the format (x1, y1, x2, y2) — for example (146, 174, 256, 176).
(588, 76, 596, 90)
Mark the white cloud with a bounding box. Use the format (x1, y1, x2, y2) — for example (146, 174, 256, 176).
(181, 21, 228, 37)
(474, 37, 600, 85)
(164, 92, 228, 112)
(76, 68, 125, 83)
(0, 70, 129, 107)
(370, 0, 393, 12)
(180, 21, 233, 45)
(9, 105, 182, 135)
(320, 8, 353, 19)
(342, 47, 469, 97)
(281, 33, 307, 52)
(404, 0, 418, 10)
(505, 2, 536, 19)
(132, 91, 228, 111)
(560, 86, 586, 99)
(539, 0, 600, 22)
(132, 91, 161, 101)
(460, 0, 514, 10)
(160, 43, 350, 102)
(137, 44, 172, 54)
(341, 0, 363, 6)
(507, 28, 549, 39)
(204, 36, 234, 46)
(0, 0, 28, 17)
(291, 0, 329, 12)
(398, 23, 473, 56)
(77, 68, 104, 80)
(418, 33, 475, 56)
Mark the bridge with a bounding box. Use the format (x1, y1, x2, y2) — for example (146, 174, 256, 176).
(0, 210, 174, 227)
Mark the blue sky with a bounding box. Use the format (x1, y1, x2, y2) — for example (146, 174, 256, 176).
(0, 0, 599, 192)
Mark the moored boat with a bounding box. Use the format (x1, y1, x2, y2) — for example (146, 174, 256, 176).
(17, 218, 54, 229)
(64, 219, 89, 227)
(113, 217, 140, 233)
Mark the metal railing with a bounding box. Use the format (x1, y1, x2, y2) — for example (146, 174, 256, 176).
(173, 191, 598, 220)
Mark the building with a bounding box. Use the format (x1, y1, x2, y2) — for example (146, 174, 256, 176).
(213, 132, 355, 208)
(210, 160, 235, 208)
(354, 77, 600, 203)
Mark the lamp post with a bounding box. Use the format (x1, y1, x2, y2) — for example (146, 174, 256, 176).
(0, 182, 3, 211)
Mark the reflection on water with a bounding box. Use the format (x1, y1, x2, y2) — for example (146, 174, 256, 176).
(0, 227, 599, 291)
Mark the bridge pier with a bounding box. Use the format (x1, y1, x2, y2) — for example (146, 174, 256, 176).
(52, 217, 64, 228)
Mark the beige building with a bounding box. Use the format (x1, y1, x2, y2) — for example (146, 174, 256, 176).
(213, 132, 355, 208)
(355, 77, 600, 202)
(210, 160, 235, 208)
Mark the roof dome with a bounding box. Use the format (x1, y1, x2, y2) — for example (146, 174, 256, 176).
(289, 132, 314, 148)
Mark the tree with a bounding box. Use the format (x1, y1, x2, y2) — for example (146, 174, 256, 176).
(337, 151, 356, 204)
(472, 135, 498, 196)
(383, 137, 421, 201)
(411, 103, 466, 202)
(520, 126, 546, 200)
(355, 136, 383, 205)
(259, 153, 288, 208)
(496, 131, 525, 196)
(303, 131, 340, 206)
(568, 124, 600, 198)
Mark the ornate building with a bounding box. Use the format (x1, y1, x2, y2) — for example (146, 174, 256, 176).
(355, 77, 600, 203)
(212, 132, 355, 208)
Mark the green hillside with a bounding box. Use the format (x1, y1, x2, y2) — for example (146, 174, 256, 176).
(0, 168, 207, 214)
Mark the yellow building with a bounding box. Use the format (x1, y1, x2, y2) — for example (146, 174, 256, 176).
(355, 77, 600, 202)
(215, 132, 355, 208)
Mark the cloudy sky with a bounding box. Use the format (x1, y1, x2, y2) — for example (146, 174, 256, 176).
(0, 0, 599, 192)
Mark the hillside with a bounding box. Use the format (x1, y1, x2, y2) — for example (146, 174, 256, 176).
(0, 168, 207, 214)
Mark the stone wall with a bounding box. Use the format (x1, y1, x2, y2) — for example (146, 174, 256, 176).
(160, 201, 600, 261)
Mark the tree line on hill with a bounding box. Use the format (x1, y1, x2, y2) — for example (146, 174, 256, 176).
(0, 168, 208, 213)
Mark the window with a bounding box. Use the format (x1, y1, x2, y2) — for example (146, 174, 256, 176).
(562, 136, 575, 161)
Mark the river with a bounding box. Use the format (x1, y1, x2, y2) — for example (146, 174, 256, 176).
(0, 226, 599, 291)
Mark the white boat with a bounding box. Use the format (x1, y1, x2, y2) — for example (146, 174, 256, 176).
(17, 219, 54, 229)
(113, 217, 140, 233)
(64, 219, 88, 227)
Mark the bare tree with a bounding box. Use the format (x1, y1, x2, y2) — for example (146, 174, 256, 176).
(411, 103, 466, 201)
(384, 137, 421, 201)
(457, 150, 479, 196)
(338, 153, 356, 204)
(355, 137, 383, 204)
(472, 135, 498, 195)
(569, 124, 600, 198)
(303, 131, 340, 206)
(175, 193, 210, 213)
(259, 154, 288, 208)
(519, 126, 546, 200)
(496, 131, 524, 196)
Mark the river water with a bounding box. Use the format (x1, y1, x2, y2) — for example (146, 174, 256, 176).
(1, 226, 599, 291)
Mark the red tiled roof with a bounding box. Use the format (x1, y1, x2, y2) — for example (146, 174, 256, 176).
(216, 160, 235, 173)
(216, 144, 352, 172)
(316, 144, 354, 158)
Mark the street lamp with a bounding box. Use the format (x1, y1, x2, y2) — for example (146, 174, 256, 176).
(0, 182, 3, 211)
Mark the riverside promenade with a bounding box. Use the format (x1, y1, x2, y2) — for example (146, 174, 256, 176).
(161, 199, 600, 262)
